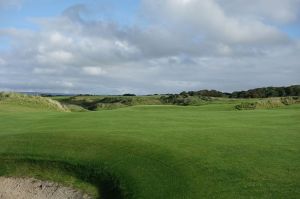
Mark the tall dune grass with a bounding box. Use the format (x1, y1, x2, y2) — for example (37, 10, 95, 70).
(0, 92, 69, 112)
(235, 97, 300, 110)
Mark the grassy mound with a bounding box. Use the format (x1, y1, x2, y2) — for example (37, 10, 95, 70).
(0, 92, 69, 112)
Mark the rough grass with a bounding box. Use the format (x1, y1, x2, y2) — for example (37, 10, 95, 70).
(235, 97, 300, 110)
(0, 92, 69, 112)
(64, 104, 88, 112)
(0, 95, 299, 198)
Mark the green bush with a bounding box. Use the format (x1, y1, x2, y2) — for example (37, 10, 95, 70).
(160, 95, 212, 106)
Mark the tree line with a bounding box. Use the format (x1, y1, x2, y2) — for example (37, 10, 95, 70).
(230, 85, 300, 98)
(162, 85, 300, 100)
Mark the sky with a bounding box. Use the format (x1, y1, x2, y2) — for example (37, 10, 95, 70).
(0, 0, 300, 94)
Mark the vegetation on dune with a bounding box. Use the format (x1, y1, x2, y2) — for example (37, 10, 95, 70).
(56, 95, 162, 111)
(64, 104, 89, 112)
(54, 93, 220, 110)
(235, 96, 300, 110)
(234, 102, 257, 110)
(0, 92, 69, 112)
(53, 94, 300, 111)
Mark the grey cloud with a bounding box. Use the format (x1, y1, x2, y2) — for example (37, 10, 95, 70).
(216, 0, 300, 24)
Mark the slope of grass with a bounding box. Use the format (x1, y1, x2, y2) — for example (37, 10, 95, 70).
(0, 92, 68, 112)
(0, 98, 299, 198)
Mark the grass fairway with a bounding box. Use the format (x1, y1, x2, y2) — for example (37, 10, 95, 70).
(0, 101, 299, 198)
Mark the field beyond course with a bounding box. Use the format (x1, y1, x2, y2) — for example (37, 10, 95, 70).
(0, 94, 299, 198)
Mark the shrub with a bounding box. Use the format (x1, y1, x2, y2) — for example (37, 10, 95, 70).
(235, 97, 300, 110)
(235, 102, 257, 110)
(160, 95, 212, 106)
(280, 96, 298, 105)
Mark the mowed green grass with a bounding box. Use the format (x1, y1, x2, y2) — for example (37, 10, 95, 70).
(0, 102, 299, 198)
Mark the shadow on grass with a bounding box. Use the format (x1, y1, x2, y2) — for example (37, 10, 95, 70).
(0, 158, 127, 199)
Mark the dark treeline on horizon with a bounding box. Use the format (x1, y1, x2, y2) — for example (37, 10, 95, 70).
(230, 85, 300, 98)
(171, 85, 300, 98)
(159, 85, 300, 105)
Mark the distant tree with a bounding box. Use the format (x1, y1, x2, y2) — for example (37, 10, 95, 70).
(187, 91, 196, 96)
(123, 93, 136, 96)
(277, 87, 286, 97)
(179, 91, 189, 97)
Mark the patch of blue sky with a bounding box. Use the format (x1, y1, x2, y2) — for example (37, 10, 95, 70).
(0, 0, 140, 31)
(89, 0, 140, 26)
(0, 36, 11, 51)
(281, 24, 300, 39)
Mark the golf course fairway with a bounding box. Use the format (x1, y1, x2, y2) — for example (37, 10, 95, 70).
(0, 102, 299, 198)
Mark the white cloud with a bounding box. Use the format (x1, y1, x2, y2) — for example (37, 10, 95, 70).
(49, 32, 73, 46)
(217, 44, 232, 56)
(82, 66, 107, 76)
(61, 81, 74, 88)
(36, 50, 73, 64)
(142, 0, 287, 44)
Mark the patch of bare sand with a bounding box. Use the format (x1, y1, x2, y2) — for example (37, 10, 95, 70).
(0, 177, 92, 199)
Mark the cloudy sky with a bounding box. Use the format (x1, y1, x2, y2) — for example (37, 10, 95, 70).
(0, 0, 299, 94)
